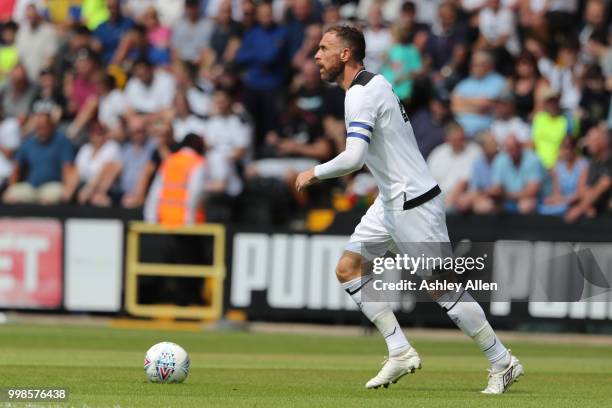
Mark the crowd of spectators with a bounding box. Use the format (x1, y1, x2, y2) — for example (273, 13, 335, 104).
(0, 0, 611, 224)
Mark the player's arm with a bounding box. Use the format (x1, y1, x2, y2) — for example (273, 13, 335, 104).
(296, 86, 375, 191)
(295, 137, 368, 191)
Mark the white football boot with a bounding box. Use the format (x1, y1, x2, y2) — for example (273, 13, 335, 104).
(365, 347, 422, 389)
(481, 351, 524, 394)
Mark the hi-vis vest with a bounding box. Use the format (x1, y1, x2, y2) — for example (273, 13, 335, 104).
(157, 149, 205, 226)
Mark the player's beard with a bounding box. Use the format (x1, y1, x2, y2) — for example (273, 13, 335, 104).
(320, 59, 344, 83)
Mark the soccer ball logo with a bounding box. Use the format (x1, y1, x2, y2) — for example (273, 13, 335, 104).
(144, 342, 190, 383)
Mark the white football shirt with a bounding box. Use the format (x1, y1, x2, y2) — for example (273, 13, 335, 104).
(344, 71, 438, 208)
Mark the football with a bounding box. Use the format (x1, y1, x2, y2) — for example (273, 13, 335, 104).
(144, 342, 190, 383)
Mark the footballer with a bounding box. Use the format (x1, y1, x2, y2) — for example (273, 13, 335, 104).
(296, 25, 524, 393)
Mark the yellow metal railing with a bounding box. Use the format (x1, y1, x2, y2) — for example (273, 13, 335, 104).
(124, 222, 226, 320)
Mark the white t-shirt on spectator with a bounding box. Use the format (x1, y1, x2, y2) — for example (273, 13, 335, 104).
(207, 149, 243, 197)
(491, 117, 531, 145)
(0, 118, 20, 181)
(203, 114, 251, 156)
(364, 28, 393, 74)
(187, 87, 212, 117)
(479, 6, 520, 55)
(356, 0, 402, 24)
(75, 140, 122, 183)
(15, 21, 59, 80)
(173, 115, 207, 143)
(537, 58, 581, 111)
(98, 89, 126, 130)
(124, 0, 184, 27)
(427, 142, 482, 198)
(124, 70, 176, 114)
(12, 0, 45, 23)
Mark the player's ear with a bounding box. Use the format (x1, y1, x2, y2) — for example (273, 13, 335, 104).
(340, 47, 351, 63)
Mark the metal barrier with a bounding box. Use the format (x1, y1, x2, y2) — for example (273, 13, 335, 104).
(124, 222, 226, 320)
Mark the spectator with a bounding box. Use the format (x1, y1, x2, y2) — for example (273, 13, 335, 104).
(171, 91, 207, 143)
(171, 0, 214, 65)
(3, 111, 74, 204)
(507, 52, 549, 121)
(491, 89, 531, 146)
(539, 136, 588, 216)
(65, 48, 102, 141)
(92, 0, 135, 65)
(0, 64, 38, 124)
(140, 7, 171, 66)
(53, 25, 94, 90)
(476, 0, 520, 74)
(410, 89, 452, 159)
(578, 65, 611, 132)
(144, 133, 206, 225)
(530, 39, 582, 111)
(285, 0, 320, 60)
(123, 120, 179, 208)
(123, 58, 176, 117)
(209, 0, 243, 65)
(380, 23, 423, 103)
(363, 5, 392, 74)
(124, 0, 184, 28)
(357, 0, 403, 23)
(0, 21, 18, 85)
(456, 131, 499, 213)
(0, 116, 20, 192)
(25, 68, 65, 135)
(427, 121, 482, 210)
(423, 2, 468, 87)
(234, 1, 288, 144)
(87, 115, 156, 206)
(487, 134, 544, 214)
(97, 73, 126, 139)
(565, 124, 612, 222)
(531, 88, 573, 169)
(203, 88, 251, 161)
(291, 23, 322, 72)
(172, 61, 212, 117)
(451, 50, 506, 137)
(579, 0, 609, 65)
(63, 121, 122, 203)
(15, 4, 59, 80)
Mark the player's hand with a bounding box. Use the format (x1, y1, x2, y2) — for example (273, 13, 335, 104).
(295, 168, 318, 192)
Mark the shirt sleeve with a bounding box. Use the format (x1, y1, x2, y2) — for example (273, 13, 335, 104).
(491, 155, 504, 186)
(525, 154, 544, 183)
(344, 85, 377, 144)
(60, 136, 75, 164)
(314, 136, 368, 179)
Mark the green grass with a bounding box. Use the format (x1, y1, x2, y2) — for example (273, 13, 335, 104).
(1, 324, 612, 408)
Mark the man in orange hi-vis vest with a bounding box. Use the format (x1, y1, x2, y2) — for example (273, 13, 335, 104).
(144, 133, 206, 226)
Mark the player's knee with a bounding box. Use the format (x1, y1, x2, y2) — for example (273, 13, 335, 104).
(335, 254, 362, 283)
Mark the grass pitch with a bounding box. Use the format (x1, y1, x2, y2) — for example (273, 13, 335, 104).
(1, 324, 611, 408)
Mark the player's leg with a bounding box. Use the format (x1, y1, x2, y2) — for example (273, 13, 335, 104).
(389, 194, 523, 393)
(337, 251, 412, 357)
(343, 198, 421, 389)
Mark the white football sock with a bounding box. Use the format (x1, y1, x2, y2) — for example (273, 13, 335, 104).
(437, 290, 509, 370)
(342, 275, 411, 356)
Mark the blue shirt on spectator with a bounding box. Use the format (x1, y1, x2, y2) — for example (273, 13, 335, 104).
(119, 139, 156, 194)
(234, 24, 288, 90)
(469, 154, 494, 191)
(453, 72, 506, 136)
(491, 150, 544, 194)
(16, 132, 74, 187)
(93, 16, 135, 65)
